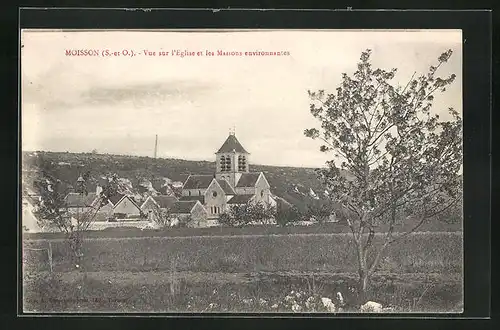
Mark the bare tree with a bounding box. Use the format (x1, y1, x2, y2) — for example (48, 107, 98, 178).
(304, 49, 462, 301)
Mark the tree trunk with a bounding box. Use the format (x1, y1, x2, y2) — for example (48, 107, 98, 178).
(357, 270, 369, 304)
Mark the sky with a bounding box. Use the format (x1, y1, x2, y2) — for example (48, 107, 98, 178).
(21, 30, 462, 168)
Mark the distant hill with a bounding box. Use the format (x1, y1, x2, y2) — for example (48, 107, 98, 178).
(21, 151, 339, 212)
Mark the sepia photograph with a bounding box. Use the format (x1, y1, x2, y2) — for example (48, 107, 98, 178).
(21, 29, 463, 314)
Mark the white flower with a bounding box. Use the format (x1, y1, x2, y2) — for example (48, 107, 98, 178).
(292, 303, 302, 312)
(360, 301, 383, 313)
(284, 295, 295, 303)
(242, 298, 253, 305)
(321, 297, 336, 312)
(336, 292, 344, 305)
(305, 296, 316, 309)
(271, 304, 279, 309)
(295, 291, 302, 298)
(259, 298, 268, 306)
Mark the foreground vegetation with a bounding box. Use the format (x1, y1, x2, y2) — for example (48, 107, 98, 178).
(23, 270, 462, 313)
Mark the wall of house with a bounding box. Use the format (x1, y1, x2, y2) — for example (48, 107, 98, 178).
(187, 203, 209, 228)
(96, 202, 114, 221)
(68, 207, 92, 214)
(113, 198, 141, 217)
(204, 181, 226, 218)
(140, 198, 158, 213)
(182, 188, 207, 197)
(235, 187, 256, 195)
(253, 174, 271, 204)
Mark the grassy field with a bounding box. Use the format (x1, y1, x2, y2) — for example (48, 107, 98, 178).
(23, 231, 463, 313)
(24, 232, 462, 274)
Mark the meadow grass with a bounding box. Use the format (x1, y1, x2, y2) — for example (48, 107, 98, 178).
(24, 232, 462, 274)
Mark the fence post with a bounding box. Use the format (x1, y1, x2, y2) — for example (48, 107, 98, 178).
(47, 241, 53, 273)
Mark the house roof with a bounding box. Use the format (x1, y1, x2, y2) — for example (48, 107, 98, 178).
(216, 179, 236, 195)
(183, 175, 214, 189)
(179, 195, 205, 204)
(65, 192, 97, 208)
(152, 195, 178, 209)
(236, 172, 262, 187)
(108, 193, 125, 205)
(227, 194, 254, 205)
(170, 200, 199, 214)
(216, 134, 249, 154)
(112, 195, 141, 210)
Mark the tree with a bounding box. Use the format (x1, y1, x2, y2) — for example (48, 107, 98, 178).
(220, 202, 277, 227)
(34, 171, 120, 269)
(305, 201, 338, 224)
(149, 207, 174, 228)
(275, 206, 302, 226)
(304, 49, 462, 302)
(247, 202, 277, 225)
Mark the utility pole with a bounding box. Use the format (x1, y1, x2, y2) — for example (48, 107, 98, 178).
(154, 134, 158, 159)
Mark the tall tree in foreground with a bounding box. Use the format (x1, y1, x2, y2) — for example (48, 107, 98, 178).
(304, 49, 462, 301)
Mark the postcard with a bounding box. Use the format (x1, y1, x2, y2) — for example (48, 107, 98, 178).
(21, 28, 463, 314)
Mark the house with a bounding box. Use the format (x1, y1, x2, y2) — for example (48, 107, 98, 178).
(64, 192, 98, 213)
(179, 132, 274, 225)
(108, 193, 142, 219)
(170, 200, 209, 227)
(140, 195, 178, 221)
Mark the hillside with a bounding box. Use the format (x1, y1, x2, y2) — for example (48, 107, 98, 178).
(21, 151, 334, 212)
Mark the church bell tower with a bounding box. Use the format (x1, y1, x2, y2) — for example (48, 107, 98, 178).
(215, 131, 250, 189)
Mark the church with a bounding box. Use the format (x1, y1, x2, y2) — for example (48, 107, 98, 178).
(179, 132, 276, 226)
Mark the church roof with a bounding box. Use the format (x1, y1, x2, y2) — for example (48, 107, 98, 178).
(235, 172, 262, 188)
(108, 193, 125, 205)
(170, 201, 199, 214)
(180, 195, 206, 204)
(152, 195, 178, 209)
(227, 194, 254, 205)
(216, 179, 236, 195)
(216, 134, 249, 154)
(183, 175, 214, 189)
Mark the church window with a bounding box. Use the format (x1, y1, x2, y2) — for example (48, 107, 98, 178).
(212, 191, 218, 198)
(224, 156, 232, 171)
(188, 191, 191, 196)
(220, 156, 226, 172)
(261, 190, 264, 198)
(238, 155, 246, 171)
(199, 190, 201, 196)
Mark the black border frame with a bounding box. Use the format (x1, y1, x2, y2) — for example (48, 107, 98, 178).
(4, 6, 492, 329)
